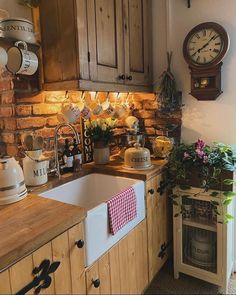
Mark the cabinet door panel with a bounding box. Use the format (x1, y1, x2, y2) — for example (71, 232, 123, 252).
(9, 255, 34, 295)
(87, 0, 124, 83)
(124, 0, 150, 85)
(86, 261, 100, 295)
(32, 242, 56, 295)
(98, 253, 111, 294)
(68, 223, 86, 295)
(51, 232, 72, 294)
(135, 220, 148, 293)
(109, 244, 121, 294)
(0, 270, 11, 294)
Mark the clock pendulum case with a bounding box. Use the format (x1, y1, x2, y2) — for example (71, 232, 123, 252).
(183, 22, 229, 100)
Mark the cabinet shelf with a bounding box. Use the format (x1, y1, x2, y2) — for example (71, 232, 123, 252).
(182, 217, 217, 232)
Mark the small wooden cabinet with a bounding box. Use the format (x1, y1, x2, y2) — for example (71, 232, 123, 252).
(85, 219, 148, 295)
(38, 0, 152, 91)
(146, 173, 172, 282)
(0, 222, 86, 295)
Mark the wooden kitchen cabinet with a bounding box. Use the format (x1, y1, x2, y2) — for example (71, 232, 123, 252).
(0, 222, 86, 295)
(146, 173, 172, 282)
(85, 219, 148, 295)
(38, 0, 152, 91)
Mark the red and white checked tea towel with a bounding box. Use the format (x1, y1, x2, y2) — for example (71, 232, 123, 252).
(106, 186, 137, 235)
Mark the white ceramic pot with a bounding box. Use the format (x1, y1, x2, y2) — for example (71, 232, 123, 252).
(93, 145, 110, 165)
(7, 41, 38, 75)
(23, 150, 49, 186)
(0, 18, 36, 44)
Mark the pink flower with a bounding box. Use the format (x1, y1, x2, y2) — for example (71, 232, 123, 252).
(196, 148, 205, 159)
(183, 152, 190, 159)
(195, 139, 206, 150)
(203, 155, 208, 164)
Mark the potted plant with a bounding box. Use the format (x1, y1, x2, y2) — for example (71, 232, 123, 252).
(161, 139, 236, 223)
(86, 118, 117, 164)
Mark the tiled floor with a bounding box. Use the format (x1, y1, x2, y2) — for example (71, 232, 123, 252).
(145, 261, 236, 295)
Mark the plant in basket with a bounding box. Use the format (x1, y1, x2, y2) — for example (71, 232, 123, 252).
(160, 139, 236, 223)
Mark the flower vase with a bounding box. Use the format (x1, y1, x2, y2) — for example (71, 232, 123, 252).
(93, 142, 110, 165)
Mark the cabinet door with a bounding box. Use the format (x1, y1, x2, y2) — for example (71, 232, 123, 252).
(146, 174, 169, 281)
(87, 0, 125, 83)
(40, 0, 80, 84)
(123, 0, 151, 86)
(0, 223, 85, 295)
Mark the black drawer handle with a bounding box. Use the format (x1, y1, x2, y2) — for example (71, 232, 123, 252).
(126, 75, 133, 81)
(148, 189, 155, 195)
(118, 74, 125, 80)
(92, 278, 100, 288)
(75, 239, 85, 248)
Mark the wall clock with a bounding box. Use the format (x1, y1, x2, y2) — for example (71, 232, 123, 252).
(183, 22, 229, 100)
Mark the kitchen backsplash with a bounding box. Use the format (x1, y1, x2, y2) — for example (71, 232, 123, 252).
(0, 70, 182, 159)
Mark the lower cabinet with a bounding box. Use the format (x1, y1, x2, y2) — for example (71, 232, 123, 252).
(0, 222, 86, 295)
(85, 219, 148, 295)
(146, 173, 172, 282)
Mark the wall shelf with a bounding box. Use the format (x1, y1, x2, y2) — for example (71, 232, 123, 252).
(183, 218, 217, 232)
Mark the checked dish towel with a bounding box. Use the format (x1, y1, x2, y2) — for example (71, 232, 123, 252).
(106, 186, 137, 235)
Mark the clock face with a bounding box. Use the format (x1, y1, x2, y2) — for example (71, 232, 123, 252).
(187, 28, 224, 65)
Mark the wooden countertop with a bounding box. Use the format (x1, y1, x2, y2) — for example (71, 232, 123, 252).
(0, 194, 86, 272)
(0, 158, 166, 272)
(86, 157, 167, 181)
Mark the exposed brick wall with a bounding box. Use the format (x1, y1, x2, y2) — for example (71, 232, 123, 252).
(0, 71, 182, 159)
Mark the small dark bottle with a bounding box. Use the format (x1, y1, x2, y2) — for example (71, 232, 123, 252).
(62, 139, 74, 172)
(72, 138, 82, 172)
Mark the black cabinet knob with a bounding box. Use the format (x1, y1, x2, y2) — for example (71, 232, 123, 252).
(92, 278, 100, 288)
(126, 75, 133, 81)
(148, 189, 155, 195)
(75, 239, 84, 248)
(118, 74, 125, 80)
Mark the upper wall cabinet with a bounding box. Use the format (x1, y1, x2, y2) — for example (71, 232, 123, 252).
(38, 0, 152, 92)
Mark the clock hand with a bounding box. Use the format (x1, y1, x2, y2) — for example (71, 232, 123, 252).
(191, 35, 217, 57)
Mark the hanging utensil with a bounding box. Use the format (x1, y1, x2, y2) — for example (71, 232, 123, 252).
(23, 134, 34, 151)
(33, 136, 44, 150)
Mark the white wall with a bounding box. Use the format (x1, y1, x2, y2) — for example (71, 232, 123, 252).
(0, 0, 32, 20)
(152, 0, 236, 271)
(152, 0, 236, 146)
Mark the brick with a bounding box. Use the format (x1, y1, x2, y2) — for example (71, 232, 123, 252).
(1, 132, 15, 144)
(69, 91, 83, 103)
(131, 101, 143, 110)
(133, 110, 156, 119)
(17, 117, 46, 129)
(132, 92, 156, 102)
(33, 104, 61, 115)
(0, 90, 15, 104)
(4, 118, 16, 130)
(0, 106, 13, 118)
(47, 116, 60, 127)
(108, 92, 119, 102)
(15, 105, 32, 116)
(16, 93, 45, 103)
(145, 127, 156, 135)
(6, 144, 18, 156)
(143, 100, 159, 110)
(35, 128, 55, 138)
(0, 80, 12, 91)
(45, 91, 66, 103)
(0, 119, 4, 129)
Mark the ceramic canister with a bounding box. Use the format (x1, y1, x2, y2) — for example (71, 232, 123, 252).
(23, 150, 49, 186)
(7, 41, 38, 75)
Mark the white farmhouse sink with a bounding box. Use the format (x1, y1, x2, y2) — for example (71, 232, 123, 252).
(40, 173, 145, 266)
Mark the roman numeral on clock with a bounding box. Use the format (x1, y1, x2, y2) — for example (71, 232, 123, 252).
(213, 49, 220, 53)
